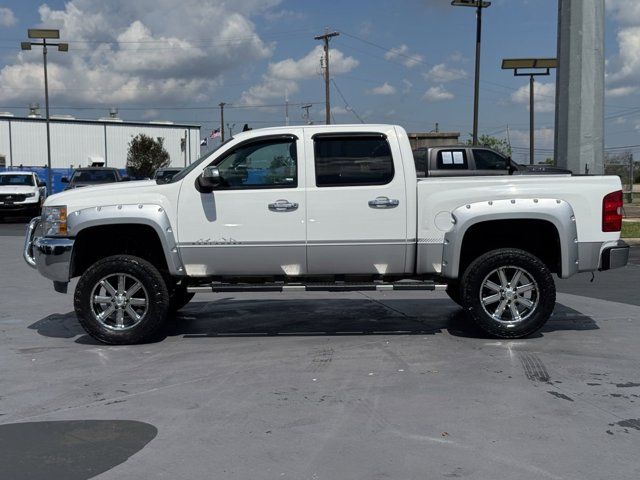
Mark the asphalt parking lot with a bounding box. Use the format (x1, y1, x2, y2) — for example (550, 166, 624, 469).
(1, 218, 639, 480)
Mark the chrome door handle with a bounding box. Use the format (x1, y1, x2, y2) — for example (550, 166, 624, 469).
(268, 199, 299, 212)
(368, 196, 399, 209)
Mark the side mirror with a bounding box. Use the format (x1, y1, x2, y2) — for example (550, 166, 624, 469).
(61, 177, 69, 183)
(196, 166, 222, 193)
(37, 181, 46, 187)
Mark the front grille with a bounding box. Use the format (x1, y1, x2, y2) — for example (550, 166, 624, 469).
(0, 194, 27, 202)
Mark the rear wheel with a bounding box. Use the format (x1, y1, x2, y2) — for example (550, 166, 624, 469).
(461, 248, 556, 338)
(74, 255, 169, 344)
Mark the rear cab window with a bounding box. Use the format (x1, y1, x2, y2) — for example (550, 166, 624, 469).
(313, 134, 394, 187)
(437, 149, 468, 170)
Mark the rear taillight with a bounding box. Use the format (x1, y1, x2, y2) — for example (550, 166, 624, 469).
(602, 190, 623, 232)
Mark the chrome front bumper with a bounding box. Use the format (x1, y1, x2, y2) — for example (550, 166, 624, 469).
(24, 217, 75, 288)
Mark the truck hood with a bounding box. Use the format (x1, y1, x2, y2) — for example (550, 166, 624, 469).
(45, 180, 162, 208)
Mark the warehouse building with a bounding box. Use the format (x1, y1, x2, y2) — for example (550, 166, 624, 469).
(0, 112, 201, 170)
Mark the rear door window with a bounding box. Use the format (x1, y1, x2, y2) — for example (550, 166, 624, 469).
(314, 135, 394, 187)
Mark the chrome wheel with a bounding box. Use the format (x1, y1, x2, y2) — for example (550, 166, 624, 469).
(479, 266, 539, 325)
(90, 273, 149, 331)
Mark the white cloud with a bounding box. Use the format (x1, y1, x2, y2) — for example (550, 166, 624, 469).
(368, 82, 396, 95)
(263, 9, 305, 21)
(0, 0, 280, 108)
(424, 63, 467, 83)
(384, 44, 424, 68)
(402, 79, 413, 94)
(449, 51, 466, 63)
(510, 128, 555, 150)
(240, 45, 358, 105)
(423, 86, 454, 102)
(605, 1, 640, 97)
(606, 86, 638, 97)
(358, 20, 373, 37)
(510, 82, 556, 113)
(606, 0, 640, 25)
(0, 7, 17, 27)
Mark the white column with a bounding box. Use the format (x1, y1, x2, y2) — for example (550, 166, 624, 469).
(554, 0, 605, 174)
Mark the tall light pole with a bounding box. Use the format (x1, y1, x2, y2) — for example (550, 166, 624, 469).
(502, 58, 557, 165)
(21, 29, 68, 192)
(451, 0, 491, 145)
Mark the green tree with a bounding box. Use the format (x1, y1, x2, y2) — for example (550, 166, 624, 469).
(126, 134, 170, 178)
(466, 134, 512, 157)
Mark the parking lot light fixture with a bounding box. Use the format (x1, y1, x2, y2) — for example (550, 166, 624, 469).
(502, 58, 558, 165)
(20, 29, 67, 192)
(451, 0, 492, 146)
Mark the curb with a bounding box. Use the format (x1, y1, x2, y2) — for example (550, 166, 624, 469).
(623, 238, 640, 246)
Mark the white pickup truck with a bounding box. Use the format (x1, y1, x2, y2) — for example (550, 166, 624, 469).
(0, 171, 47, 220)
(24, 124, 629, 344)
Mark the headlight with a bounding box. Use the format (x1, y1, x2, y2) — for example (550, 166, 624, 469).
(42, 205, 68, 236)
(25, 192, 35, 198)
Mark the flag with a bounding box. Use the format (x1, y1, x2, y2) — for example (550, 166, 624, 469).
(210, 128, 221, 139)
(200, 138, 207, 146)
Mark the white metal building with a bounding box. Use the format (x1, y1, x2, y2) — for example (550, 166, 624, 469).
(0, 113, 201, 169)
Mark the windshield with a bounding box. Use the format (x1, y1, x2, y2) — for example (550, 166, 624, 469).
(167, 142, 227, 184)
(71, 170, 118, 184)
(0, 174, 34, 186)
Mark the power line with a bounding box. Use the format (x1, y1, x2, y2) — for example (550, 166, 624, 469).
(0, 101, 325, 111)
(331, 79, 365, 123)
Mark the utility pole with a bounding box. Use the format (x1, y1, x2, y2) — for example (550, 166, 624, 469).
(315, 29, 339, 125)
(301, 104, 313, 125)
(219, 102, 226, 142)
(285, 88, 289, 126)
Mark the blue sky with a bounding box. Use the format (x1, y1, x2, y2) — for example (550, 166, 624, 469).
(0, 0, 637, 163)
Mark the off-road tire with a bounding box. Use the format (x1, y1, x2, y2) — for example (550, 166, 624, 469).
(461, 248, 556, 338)
(74, 255, 170, 344)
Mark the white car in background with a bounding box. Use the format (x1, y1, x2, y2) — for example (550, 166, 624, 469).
(0, 171, 47, 220)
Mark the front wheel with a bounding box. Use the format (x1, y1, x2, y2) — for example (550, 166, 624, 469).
(74, 255, 170, 344)
(461, 248, 556, 338)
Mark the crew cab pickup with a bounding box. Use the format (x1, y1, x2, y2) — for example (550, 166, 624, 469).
(412, 146, 572, 177)
(24, 124, 629, 344)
